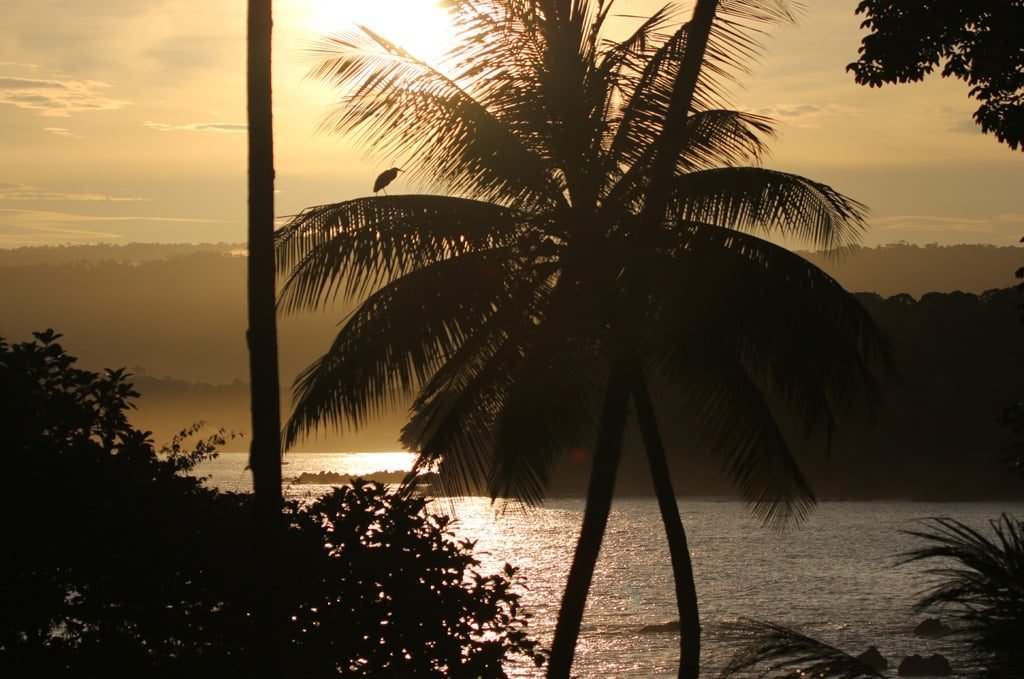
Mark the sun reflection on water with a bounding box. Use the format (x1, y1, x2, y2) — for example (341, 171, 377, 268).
(195, 455, 1024, 677)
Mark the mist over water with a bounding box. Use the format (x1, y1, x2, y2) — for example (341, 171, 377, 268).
(199, 452, 1024, 677)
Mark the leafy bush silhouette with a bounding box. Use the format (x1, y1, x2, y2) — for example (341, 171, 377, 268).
(0, 330, 542, 677)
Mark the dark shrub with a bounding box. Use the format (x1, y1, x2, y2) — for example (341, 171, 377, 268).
(0, 331, 542, 677)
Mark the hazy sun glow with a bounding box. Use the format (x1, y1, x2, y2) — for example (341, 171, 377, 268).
(298, 0, 457, 65)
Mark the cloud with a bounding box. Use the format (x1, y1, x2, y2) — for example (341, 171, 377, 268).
(873, 214, 1024, 236)
(0, 223, 125, 244)
(754, 102, 863, 128)
(0, 208, 223, 224)
(0, 183, 144, 202)
(0, 207, 125, 243)
(763, 104, 821, 118)
(42, 127, 80, 138)
(0, 76, 68, 89)
(0, 75, 129, 117)
(946, 116, 985, 135)
(0, 207, 233, 246)
(143, 121, 247, 133)
(2, 1, 176, 74)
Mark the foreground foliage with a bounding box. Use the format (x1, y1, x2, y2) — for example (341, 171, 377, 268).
(0, 331, 542, 677)
(904, 515, 1024, 677)
(719, 619, 883, 679)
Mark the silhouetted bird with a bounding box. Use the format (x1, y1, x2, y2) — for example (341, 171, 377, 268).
(373, 167, 403, 195)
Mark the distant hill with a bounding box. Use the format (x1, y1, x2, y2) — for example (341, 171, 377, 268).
(797, 243, 1023, 298)
(1, 242, 1020, 383)
(129, 377, 403, 453)
(0, 248, 334, 384)
(0, 242, 243, 266)
(1, 242, 1022, 500)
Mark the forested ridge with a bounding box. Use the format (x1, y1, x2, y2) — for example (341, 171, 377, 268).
(2, 243, 1021, 498)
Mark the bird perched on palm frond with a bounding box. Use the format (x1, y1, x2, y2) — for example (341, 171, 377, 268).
(373, 167, 402, 194)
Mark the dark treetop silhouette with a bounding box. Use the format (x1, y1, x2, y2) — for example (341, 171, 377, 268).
(276, 1, 889, 677)
(849, 0, 1024, 151)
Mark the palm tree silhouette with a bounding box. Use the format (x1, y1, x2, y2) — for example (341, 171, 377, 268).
(275, 1, 888, 676)
(246, 0, 284, 674)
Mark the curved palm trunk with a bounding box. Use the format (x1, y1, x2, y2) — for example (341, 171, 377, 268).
(630, 369, 700, 679)
(547, 359, 632, 679)
(641, 0, 719, 225)
(625, 3, 719, 670)
(551, 4, 720, 675)
(246, 0, 284, 675)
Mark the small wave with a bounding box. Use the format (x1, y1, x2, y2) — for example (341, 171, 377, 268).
(290, 469, 438, 486)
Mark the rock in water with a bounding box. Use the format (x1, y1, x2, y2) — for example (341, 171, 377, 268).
(639, 620, 680, 633)
(913, 617, 951, 637)
(898, 653, 952, 676)
(856, 645, 888, 671)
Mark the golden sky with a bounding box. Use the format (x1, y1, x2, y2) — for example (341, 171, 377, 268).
(1, 0, 1022, 248)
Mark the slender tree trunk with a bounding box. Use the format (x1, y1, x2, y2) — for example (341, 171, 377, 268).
(547, 359, 632, 679)
(628, 3, 717, 670)
(640, 0, 719, 226)
(246, 0, 284, 675)
(630, 369, 700, 679)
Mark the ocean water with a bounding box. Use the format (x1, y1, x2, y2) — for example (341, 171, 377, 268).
(197, 452, 1024, 678)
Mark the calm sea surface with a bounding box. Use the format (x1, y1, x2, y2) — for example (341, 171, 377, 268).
(198, 452, 1024, 678)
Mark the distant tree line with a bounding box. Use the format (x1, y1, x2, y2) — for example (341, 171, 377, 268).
(536, 286, 1024, 501)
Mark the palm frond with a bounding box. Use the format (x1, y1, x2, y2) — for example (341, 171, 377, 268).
(676, 109, 775, 170)
(902, 515, 1024, 676)
(668, 167, 868, 250)
(404, 262, 608, 503)
(593, 2, 680, 149)
(673, 223, 889, 366)
(652, 341, 816, 528)
(284, 247, 530, 448)
(718, 618, 884, 678)
(401, 263, 562, 497)
(308, 27, 559, 206)
(677, 225, 887, 428)
(686, 226, 884, 417)
(274, 195, 528, 312)
(643, 227, 890, 527)
(696, 1, 801, 110)
(581, 0, 618, 60)
(443, 0, 552, 146)
(596, 1, 679, 68)
(444, 0, 546, 96)
(601, 1, 795, 212)
(603, 16, 689, 193)
(486, 325, 605, 503)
